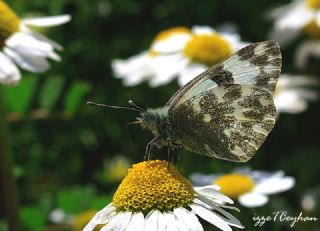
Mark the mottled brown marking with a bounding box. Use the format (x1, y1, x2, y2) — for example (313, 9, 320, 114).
(250, 54, 269, 66)
(264, 41, 280, 56)
(238, 43, 258, 61)
(210, 65, 234, 86)
(169, 84, 276, 162)
(222, 85, 242, 102)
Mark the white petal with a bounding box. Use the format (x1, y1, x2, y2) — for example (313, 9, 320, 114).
(194, 185, 234, 204)
(163, 212, 179, 231)
(151, 34, 191, 53)
(20, 26, 63, 50)
(82, 204, 116, 231)
(248, 170, 284, 183)
(143, 210, 159, 231)
(191, 26, 216, 35)
(149, 54, 189, 87)
(278, 75, 320, 88)
(238, 192, 269, 207)
(295, 40, 320, 69)
(22, 15, 71, 27)
(269, 27, 300, 47)
(173, 208, 203, 231)
(189, 173, 217, 186)
(0, 52, 21, 85)
(220, 32, 249, 51)
(157, 212, 166, 231)
(100, 212, 132, 231)
(254, 176, 295, 195)
(178, 64, 207, 86)
(112, 52, 154, 86)
(274, 3, 313, 30)
(194, 184, 221, 192)
(190, 204, 232, 231)
(125, 212, 145, 231)
(4, 48, 50, 73)
(193, 197, 243, 228)
(6, 32, 60, 61)
(268, 1, 298, 19)
(275, 89, 316, 113)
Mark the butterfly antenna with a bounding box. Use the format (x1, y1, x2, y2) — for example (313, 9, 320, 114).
(128, 100, 145, 112)
(87, 101, 141, 112)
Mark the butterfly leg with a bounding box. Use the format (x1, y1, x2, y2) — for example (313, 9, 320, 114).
(166, 138, 176, 167)
(144, 136, 160, 161)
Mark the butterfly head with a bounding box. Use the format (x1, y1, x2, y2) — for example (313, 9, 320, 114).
(137, 106, 170, 138)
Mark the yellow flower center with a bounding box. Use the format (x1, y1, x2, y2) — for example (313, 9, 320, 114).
(154, 27, 191, 42)
(112, 160, 195, 214)
(0, 1, 20, 47)
(214, 174, 254, 199)
(72, 210, 104, 231)
(303, 19, 320, 39)
(307, 0, 320, 9)
(184, 34, 232, 66)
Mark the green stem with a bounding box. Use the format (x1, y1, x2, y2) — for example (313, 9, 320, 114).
(0, 87, 22, 231)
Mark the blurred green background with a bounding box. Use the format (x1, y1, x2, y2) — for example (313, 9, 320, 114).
(1, 0, 320, 230)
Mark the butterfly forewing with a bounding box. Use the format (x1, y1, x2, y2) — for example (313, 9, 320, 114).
(168, 41, 281, 162)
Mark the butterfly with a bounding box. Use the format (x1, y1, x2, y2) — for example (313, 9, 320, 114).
(89, 40, 282, 162)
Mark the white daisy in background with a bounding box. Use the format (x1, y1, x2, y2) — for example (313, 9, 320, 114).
(190, 168, 295, 208)
(269, 0, 320, 46)
(0, 1, 70, 85)
(112, 26, 248, 87)
(84, 160, 244, 231)
(274, 74, 319, 114)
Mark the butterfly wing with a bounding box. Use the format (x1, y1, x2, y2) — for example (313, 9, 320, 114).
(168, 41, 281, 162)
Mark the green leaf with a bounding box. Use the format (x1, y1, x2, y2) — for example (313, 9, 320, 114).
(57, 186, 96, 214)
(20, 206, 46, 231)
(64, 81, 91, 116)
(2, 76, 38, 114)
(40, 76, 65, 110)
(0, 219, 8, 231)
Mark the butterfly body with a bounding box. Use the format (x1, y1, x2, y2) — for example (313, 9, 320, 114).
(137, 41, 281, 162)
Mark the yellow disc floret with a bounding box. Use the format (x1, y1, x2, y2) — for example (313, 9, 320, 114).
(154, 27, 191, 42)
(307, 0, 320, 9)
(303, 20, 320, 39)
(184, 33, 232, 66)
(0, 1, 20, 47)
(214, 174, 254, 199)
(112, 160, 195, 214)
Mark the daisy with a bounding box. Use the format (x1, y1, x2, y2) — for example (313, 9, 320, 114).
(84, 160, 244, 231)
(269, 0, 320, 46)
(274, 74, 319, 113)
(0, 1, 70, 85)
(190, 168, 295, 208)
(112, 26, 248, 87)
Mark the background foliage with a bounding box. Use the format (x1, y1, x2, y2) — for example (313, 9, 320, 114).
(1, 0, 320, 230)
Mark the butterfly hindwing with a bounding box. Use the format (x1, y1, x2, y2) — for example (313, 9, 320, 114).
(168, 41, 281, 162)
(167, 41, 281, 108)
